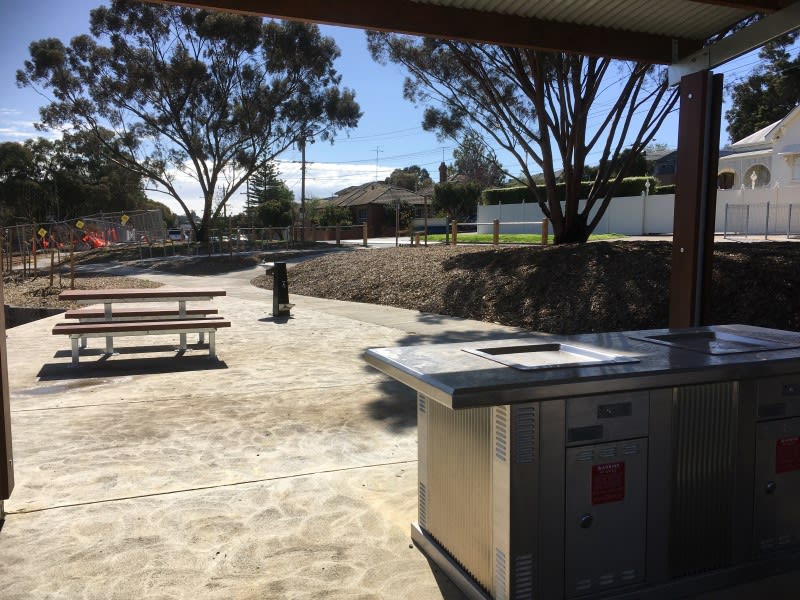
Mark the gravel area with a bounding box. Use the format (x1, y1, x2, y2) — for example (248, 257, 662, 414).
(4, 241, 799, 335)
(253, 241, 800, 335)
(2, 272, 162, 310)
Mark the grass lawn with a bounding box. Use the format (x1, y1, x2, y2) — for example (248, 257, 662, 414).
(419, 232, 626, 244)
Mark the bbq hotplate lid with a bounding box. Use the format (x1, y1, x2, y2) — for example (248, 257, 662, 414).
(629, 328, 800, 355)
(462, 342, 639, 371)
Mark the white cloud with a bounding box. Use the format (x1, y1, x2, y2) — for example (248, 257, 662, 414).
(147, 160, 398, 219)
(275, 160, 394, 199)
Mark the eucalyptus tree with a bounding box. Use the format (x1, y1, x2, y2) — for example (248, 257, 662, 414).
(368, 34, 675, 243)
(18, 0, 360, 241)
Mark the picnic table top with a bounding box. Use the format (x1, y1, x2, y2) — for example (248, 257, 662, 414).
(58, 288, 227, 301)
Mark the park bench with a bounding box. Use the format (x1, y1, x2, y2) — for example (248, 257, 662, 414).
(54, 287, 229, 365)
(52, 318, 231, 365)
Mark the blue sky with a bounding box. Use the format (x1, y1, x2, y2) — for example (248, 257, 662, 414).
(0, 0, 770, 216)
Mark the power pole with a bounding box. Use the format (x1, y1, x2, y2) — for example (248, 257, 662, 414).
(300, 132, 307, 243)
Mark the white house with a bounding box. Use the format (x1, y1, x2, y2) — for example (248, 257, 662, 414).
(718, 105, 800, 190)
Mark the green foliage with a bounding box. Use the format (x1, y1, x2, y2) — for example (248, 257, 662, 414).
(247, 160, 294, 227)
(432, 181, 481, 221)
(0, 134, 152, 224)
(383, 200, 415, 230)
(452, 131, 505, 188)
(482, 186, 537, 205)
(17, 1, 360, 241)
(367, 32, 676, 243)
(315, 204, 352, 227)
(725, 33, 800, 142)
(482, 177, 658, 206)
(614, 177, 659, 196)
(385, 165, 432, 191)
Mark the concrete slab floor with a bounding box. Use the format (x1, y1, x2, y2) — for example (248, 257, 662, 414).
(1, 263, 798, 598)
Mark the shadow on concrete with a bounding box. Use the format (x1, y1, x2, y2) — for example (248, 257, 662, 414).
(363, 379, 417, 432)
(37, 356, 228, 380)
(52, 344, 213, 359)
(258, 315, 293, 324)
(361, 326, 534, 431)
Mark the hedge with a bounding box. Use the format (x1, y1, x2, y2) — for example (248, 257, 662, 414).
(481, 177, 661, 205)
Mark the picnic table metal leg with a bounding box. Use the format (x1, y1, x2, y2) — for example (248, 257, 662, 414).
(104, 302, 114, 354)
(179, 300, 187, 350)
(71, 336, 80, 365)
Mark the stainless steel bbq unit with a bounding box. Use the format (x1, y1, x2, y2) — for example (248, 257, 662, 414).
(364, 324, 800, 600)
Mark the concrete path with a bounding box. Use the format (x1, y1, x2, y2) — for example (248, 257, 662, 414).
(0, 263, 528, 599)
(1, 262, 797, 598)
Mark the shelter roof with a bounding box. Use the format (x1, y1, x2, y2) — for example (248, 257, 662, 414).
(164, 1, 799, 66)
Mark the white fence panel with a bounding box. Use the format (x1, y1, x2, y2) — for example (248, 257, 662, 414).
(477, 185, 800, 236)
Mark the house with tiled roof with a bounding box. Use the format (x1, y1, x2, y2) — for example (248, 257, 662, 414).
(328, 181, 428, 236)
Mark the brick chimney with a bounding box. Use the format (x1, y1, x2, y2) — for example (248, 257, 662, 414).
(438, 161, 447, 183)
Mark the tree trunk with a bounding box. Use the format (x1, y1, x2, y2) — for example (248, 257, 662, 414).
(554, 216, 590, 244)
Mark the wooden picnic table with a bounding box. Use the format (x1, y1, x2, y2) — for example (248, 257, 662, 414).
(56, 287, 228, 362)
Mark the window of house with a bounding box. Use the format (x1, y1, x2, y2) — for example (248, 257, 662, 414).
(792, 156, 800, 182)
(718, 171, 735, 189)
(357, 208, 367, 224)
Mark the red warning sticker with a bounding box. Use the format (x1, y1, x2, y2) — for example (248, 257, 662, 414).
(592, 461, 625, 505)
(776, 436, 800, 474)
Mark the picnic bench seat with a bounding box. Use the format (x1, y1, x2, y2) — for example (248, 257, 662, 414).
(52, 318, 231, 365)
(64, 307, 219, 320)
(63, 306, 221, 348)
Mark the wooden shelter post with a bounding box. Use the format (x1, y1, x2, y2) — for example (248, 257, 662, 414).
(669, 70, 723, 328)
(0, 276, 14, 519)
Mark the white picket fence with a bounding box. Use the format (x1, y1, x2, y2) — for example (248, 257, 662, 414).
(476, 186, 800, 237)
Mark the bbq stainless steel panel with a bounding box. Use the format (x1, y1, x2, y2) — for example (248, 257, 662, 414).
(565, 391, 649, 446)
(669, 382, 739, 577)
(756, 377, 800, 420)
(424, 395, 493, 590)
(754, 417, 800, 555)
(565, 439, 648, 597)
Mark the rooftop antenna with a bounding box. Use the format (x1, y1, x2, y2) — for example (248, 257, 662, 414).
(375, 146, 383, 182)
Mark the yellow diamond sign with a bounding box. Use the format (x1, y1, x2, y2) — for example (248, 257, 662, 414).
(76, 220, 85, 230)
(38, 228, 47, 238)
(121, 214, 129, 225)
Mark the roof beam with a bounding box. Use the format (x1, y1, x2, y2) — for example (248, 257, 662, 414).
(690, 0, 792, 11)
(670, 0, 800, 83)
(153, 0, 702, 63)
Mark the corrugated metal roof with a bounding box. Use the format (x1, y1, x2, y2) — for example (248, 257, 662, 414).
(174, 1, 796, 64)
(416, 0, 751, 41)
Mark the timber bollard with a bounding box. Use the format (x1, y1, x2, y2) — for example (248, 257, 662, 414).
(542, 217, 549, 246)
(451, 221, 458, 246)
(493, 219, 500, 246)
(362, 223, 368, 247)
